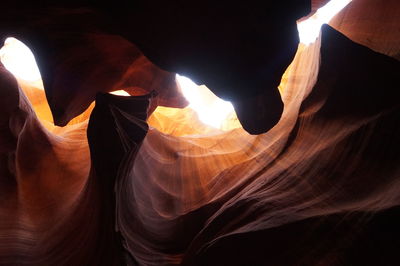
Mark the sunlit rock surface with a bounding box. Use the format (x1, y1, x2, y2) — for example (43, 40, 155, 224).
(0, 0, 400, 265)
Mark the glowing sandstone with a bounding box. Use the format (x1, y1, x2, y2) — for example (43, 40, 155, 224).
(0, 0, 400, 265)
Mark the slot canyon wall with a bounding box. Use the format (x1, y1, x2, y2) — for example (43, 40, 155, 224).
(0, 0, 399, 265)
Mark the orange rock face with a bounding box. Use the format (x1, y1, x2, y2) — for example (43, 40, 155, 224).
(0, 1, 399, 265)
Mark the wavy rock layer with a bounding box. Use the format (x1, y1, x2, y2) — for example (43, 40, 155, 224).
(0, 1, 400, 265)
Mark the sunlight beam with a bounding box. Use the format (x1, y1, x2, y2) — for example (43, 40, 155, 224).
(110, 90, 130, 96)
(0, 37, 42, 82)
(176, 74, 235, 129)
(297, 0, 352, 45)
